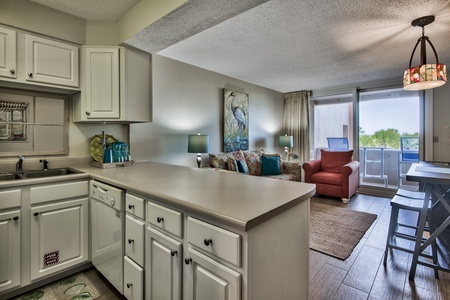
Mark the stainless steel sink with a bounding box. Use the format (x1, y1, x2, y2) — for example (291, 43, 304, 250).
(0, 168, 82, 181)
(0, 173, 22, 181)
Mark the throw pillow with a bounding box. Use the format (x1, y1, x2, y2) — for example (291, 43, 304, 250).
(243, 149, 265, 176)
(209, 153, 229, 169)
(237, 160, 249, 174)
(261, 155, 281, 176)
(320, 149, 353, 173)
(227, 158, 239, 172)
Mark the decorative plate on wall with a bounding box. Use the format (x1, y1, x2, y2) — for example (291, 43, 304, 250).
(89, 134, 117, 163)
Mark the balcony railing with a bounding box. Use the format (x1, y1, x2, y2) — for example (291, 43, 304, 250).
(359, 147, 418, 190)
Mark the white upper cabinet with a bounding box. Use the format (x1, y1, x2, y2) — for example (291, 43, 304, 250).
(0, 25, 79, 93)
(73, 46, 152, 123)
(25, 34, 79, 88)
(0, 26, 17, 79)
(80, 47, 120, 119)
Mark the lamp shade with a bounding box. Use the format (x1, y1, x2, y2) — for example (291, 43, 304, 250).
(279, 135, 293, 147)
(403, 64, 447, 90)
(188, 134, 210, 153)
(403, 16, 447, 90)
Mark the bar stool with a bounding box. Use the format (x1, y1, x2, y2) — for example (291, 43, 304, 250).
(383, 189, 439, 279)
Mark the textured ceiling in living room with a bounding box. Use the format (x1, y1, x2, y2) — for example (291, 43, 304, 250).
(152, 0, 450, 92)
(32, 0, 450, 93)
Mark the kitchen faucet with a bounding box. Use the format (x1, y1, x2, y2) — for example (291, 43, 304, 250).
(16, 155, 24, 171)
(40, 159, 49, 170)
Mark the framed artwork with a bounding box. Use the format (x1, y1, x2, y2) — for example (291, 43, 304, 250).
(0, 101, 28, 141)
(223, 89, 249, 152)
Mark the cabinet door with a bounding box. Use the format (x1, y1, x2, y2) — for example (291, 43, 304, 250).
(25, 34, 79, 87)
(126, 214, 145, 266)
(30, 198, 88, 281)
(82, 47, 120, 119)
(124, 256, 144, 300)
(147, 227, 182, 300)
(0, 26, 17, 79)
(186, 248, 241, 300)
(0, 210, 21, 293)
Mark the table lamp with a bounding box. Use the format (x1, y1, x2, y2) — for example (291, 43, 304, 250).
(188, 133, 210, 168)
(279, 134, 293, 161)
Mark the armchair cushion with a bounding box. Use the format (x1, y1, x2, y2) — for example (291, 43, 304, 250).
(321, 149, 353, 173)
(311, 172, 342, 186)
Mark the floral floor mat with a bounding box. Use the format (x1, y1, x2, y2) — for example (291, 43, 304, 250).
(13, 272, 100, 300)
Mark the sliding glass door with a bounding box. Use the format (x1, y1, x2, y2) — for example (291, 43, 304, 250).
(310, 87, 423, 196)
(358, 88, 420, 191)
(310, 94, 353, 159)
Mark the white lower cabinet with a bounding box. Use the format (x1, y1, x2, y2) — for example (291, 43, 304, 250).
(146, 226, 183, 300)
(124, 256, 144, 300)
(185, 248, 241, 300)
(124, 193, 146, 300)
(30, 197, 89, 281)
(126, 214, 145, 266)
(0, 209, 21, 293)
(0, 180, 90, 299)
(145, 200, 242, 300)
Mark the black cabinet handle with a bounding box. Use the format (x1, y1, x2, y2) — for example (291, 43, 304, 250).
(157, 217, 164, 223)
(34, 212, 39, 216)
(127, 283, 133, 288)
(13, 216, 19, 221)
(128, 204, 134, 209)
(204, 238, 213, 246)
(184, 258, 192, 265)
(128, 239, 134, 244)
(171, 250, 177, 257)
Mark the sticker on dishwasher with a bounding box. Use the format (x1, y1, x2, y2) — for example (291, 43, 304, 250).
(43, 250, 59, 268)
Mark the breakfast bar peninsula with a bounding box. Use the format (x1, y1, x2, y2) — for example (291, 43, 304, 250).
(75, 161, 315, 300)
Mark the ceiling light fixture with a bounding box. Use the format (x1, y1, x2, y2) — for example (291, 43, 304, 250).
(403, 16, 447, 90)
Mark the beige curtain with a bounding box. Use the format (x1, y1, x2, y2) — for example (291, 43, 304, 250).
(283, 91, 310, 163)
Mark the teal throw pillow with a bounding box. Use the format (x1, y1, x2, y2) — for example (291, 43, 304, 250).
(261, 155, 281, 176)
(237, 160, 249, 174)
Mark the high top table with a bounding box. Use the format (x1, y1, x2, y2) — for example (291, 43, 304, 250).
(406, 162, 450, 281)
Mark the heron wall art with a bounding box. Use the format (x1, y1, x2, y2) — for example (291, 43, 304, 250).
(223, 89, 249, 152)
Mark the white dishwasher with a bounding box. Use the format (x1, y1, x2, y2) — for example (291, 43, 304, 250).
(90, 180, 125, 294)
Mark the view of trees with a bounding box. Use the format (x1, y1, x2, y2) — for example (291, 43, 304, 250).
(359, 127, 418, 149)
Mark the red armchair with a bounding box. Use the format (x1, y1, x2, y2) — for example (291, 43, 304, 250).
(302, 150, 360, 203)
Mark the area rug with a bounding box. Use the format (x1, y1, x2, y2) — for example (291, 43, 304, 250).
(13, 272, 100, 300)
(310, 202, 377, 260)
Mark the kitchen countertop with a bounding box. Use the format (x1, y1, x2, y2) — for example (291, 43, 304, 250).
(1, 161, 315, 231)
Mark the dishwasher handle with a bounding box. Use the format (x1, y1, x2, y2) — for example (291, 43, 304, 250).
(92, 184, 109, 193)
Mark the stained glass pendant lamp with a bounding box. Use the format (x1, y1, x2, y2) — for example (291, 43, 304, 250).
(403, 16, 447, 90)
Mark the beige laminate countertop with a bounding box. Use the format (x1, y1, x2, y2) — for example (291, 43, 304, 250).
(1, 161, 315, 231)
(77, 162, 315, 231)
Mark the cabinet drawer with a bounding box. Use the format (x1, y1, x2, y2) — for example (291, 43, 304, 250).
(125, 214, 145, 266)
(0, 189, 21, 210)
(187, 217, 241, 267)
(124, 256, 144, 300)
(30, 181, 88, 204)
(148, 201, 182, 237)
(126, 193, 145, 219)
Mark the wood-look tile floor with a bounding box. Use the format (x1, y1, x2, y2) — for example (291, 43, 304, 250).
(80, 193, 450, 300)
(310, 193, 450, 300)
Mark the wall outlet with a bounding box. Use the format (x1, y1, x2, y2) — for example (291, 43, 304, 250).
(433, 136, 439, 143)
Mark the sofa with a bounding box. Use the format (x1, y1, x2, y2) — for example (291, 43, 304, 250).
(207, 149, 301, 182)
(302, 149, 360, 203)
